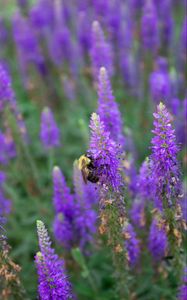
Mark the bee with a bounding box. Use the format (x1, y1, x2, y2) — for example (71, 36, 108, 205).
(78, 154, 99, 184)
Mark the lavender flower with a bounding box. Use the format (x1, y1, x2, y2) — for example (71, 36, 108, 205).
(148, 218, 168, 260)
(40, 107, 60, 150)
(35, 220, 72, 300)
(89, 113, 121, 191)
(97, 67, 125, 147)
(149, 57, 171, 104)
(141, 0, 159, 53)
(178, 267, 187, 300)
(123, 223, 140, 266)
(150, 102, 181, 208)
(90, 21, 113, 80)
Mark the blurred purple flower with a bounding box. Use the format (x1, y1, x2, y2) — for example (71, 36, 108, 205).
(12, 12, 44, 74)
(150, 58, 172, 104)
(130, 199, 145, 228)
(0, 64, 15, 111)
(89, 113, 121, 191)
(90, 20, 113, 80)
(141, 0, 159, 53)
(123, 223, 140, 266)
(35, 220, 73, 300)
(97, 67, 125, 147)
(40, 107, 60, 150)
(30, 0, 54, 29)
(150, 102, 181, 208)
(148, 218, 168, 260)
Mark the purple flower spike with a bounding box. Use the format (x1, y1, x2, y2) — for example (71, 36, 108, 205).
(141, 0, 159, 54)
(89, 113, 121, 191)
(123, 223, 140, 266)
(40, 107, 60, 150)
(148, 218, 168, 260)
(90, 21, 113, 80)
(150, 102, 181, 208)
(97, 67, 125, 147)
(35, 220, 73, 300)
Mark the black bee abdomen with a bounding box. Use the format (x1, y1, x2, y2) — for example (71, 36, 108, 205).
(87, 173, 99, 183)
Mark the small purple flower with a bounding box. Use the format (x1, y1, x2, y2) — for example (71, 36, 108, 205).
(97, 67, 125, 147)
(89, 113, 121, 191)
(150, 102, 181, 208)
(40, 107, 60, 150)
(178, 267, 187, 300)
(141, 0, 159, 53)
(148, 218, 168, 260)
(35, 220, 73, 300)
(123, 223, 140, 266)
(90, 20, 113, 80)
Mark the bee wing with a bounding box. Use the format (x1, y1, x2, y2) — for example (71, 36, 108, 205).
(81, 169, 88, 184)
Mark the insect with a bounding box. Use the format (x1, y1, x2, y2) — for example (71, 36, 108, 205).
(78, 154, 99, 184)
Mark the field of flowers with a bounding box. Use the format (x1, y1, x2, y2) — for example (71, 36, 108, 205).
(0, 0, 186, 299)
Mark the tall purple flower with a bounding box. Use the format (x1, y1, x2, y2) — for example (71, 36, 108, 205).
(148, 217, 168, 260)
(178, 267, 187, 300)
(123, 222, 140, 266)
(40, 107, 60, 150)
(97, 67, 125, 147)
(150, 102, 181, 208)
(141, 0, 159, 54)
(89, 113, 121, 191)
(35, 220, 73, 300)
(90, 21, 113, 80)
(149, 57, 171, 104)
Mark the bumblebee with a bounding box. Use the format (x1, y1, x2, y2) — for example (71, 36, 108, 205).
(78, 154, 99, 184)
